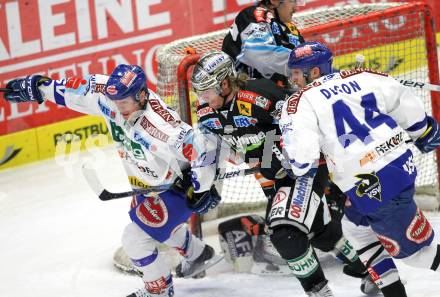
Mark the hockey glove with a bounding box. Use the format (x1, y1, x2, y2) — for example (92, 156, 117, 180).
(4, 75, 50, 104)
(414, 116, 440, 153)
(186, 185, 221, 215)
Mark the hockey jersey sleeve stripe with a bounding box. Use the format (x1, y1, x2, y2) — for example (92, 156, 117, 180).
(372, 257, 397, 276)
(406, 116, 427, 132)
(289, 159, 310, 169)
(241, 33, 274, 44)
(131, 248, 159, 267)
(54, 93, 66, 106)
(239, 44, 291, 53)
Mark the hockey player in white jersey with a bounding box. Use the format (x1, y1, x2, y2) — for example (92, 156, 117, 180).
(3, 65, 224, 297)
(280, 41, 440, 297)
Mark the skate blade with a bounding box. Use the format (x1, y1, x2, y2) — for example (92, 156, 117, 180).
(250, 262, 293, 277)
(182, 255, 224, 279)
(113, 262, 143, 277)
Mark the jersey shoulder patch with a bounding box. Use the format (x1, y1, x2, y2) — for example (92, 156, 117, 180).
(252, 6, 273, 23)
(340, 68, 388, 79)
(148, 97, 181, 128)
(285, 92, 303, 115)
(196, 104, 215, 119)
(285, 81, 320, 115)
(237, 89, 272, 110)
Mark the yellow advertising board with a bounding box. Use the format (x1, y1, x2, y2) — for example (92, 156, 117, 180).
(36, 115, 112, 161)
(0, 115, 112, 171)
(0, 129, 39, 170)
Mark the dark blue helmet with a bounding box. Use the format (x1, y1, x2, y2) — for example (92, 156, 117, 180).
(105, 64, 147, 101)
(287, 42, 333, 76)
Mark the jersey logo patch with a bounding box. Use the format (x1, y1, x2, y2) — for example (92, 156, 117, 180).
(237, 90, 272, 110)
(233, 115, 257, 127)
(406, 208, 433, 244)
(120, 71, 137, 87)
(149, 99, 180, 127)
(196, 106, 215, 118)
(128, 176, 150, 189)
(237, 101, 252, 116)
(136, 197, 168, 228)
(140, 116, 169, 142)
(253, 7, 272, 23)
(377, 234, 400, 257)
(286, 93, 302, 114)
(340, 68, 388, 79)
(202, 118, 223, 130)
(98, 99, 116, 119)
(355, 172, 382, 201)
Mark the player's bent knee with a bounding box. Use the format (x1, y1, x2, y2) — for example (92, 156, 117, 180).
(122, 222, 157, 260)
(311, 219, 343, 252)
(402, 244, 440, 270)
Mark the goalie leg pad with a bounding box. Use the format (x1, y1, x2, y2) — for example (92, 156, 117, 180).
(218, 216, 255, 264)
(270, 225, 326, 292)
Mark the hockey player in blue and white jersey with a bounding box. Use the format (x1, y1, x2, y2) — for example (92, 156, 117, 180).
(280, 41, 440, 297)
(222, 0, 305, 86)
(3, 65, 223, 297)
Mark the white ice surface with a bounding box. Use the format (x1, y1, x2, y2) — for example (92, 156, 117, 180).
(0, 146, 439, 297)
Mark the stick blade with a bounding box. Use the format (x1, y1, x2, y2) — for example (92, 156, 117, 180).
(81, 163, 106, 199)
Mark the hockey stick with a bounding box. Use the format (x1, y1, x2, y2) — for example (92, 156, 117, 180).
(0, 88, 11, 92)
(82, 163, 260, 201)
(354, 54, 440, 93)
(81, 164, 172, 201)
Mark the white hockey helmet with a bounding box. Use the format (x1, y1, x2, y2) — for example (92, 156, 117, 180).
(191, 51, 236, 94)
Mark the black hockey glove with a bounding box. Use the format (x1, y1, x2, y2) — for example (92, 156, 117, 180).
(325, 182, 346, 221)
(4, 75, 50, 104)
(414, 116, 440, 153)
(186, 185, 221, 215)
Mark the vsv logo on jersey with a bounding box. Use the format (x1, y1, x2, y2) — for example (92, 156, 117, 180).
(233, 116, 257, 127)
(403, 156, 416, 175)
(355, 172, 382, 201)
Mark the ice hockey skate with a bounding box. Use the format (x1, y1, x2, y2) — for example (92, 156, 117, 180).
(361, 274, 381, 295)
(306, 280, 335, 297)
(175, 245, 223, 279)
(126, 285, 174, 297)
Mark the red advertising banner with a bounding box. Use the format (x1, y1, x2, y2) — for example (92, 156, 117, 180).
(1, 0, 439, 135)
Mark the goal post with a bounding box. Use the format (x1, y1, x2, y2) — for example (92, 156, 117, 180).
(156, 2, 440, 217)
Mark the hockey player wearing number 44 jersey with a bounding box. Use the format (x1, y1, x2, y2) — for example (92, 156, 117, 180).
(3, 65, 224, 297)
(281, 41, 440, 296)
